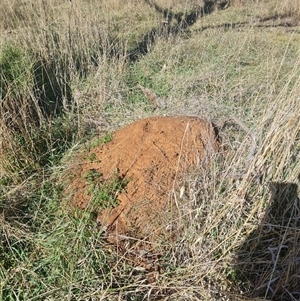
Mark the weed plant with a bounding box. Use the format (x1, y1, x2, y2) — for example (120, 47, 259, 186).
(0, 0, 300, 300)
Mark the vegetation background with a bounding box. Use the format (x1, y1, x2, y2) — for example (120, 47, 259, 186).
(0, 0, 299, 300)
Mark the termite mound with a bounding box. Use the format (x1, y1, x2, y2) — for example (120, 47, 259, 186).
(65, 116, 220, 247)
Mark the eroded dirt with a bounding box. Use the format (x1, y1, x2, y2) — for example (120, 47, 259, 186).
(66, 116, 219, 253)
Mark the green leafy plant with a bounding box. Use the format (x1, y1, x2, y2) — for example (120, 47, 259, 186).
(84, 169, 129, 210)
(86, 152, 98, 162)
(90, 133, 113, 148)
(84, 169, 102, 185)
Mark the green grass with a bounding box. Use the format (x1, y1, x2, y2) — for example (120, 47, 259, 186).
(1, 0, 300, 300)
(89, 133, 113, 149)
(0, 179, 146, 300)
(84, 169, 130, 210)
(0, 42, 33, 98)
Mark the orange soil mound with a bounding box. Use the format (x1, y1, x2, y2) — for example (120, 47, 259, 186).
(66, 116, 219, 245)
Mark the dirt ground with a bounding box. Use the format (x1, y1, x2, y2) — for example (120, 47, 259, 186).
(66, 115, 220, 265)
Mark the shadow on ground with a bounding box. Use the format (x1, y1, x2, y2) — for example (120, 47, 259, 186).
(234, 180, 300, 300)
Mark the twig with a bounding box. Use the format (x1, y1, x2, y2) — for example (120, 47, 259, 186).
(217, 116, 259, 181)
(217, 116, 257, 165)
(137, 83, 166, 108)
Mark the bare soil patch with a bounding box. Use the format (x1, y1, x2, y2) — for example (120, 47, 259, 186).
(66, 116, 219, 250)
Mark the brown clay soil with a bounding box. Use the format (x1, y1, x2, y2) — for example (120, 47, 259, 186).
(66, 116, 219, 255)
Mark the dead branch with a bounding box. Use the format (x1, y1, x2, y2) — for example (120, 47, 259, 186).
(137, 83, 166, 108)
(217, 116, 257, 165)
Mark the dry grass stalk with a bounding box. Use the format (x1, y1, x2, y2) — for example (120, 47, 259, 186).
(137, 83, 166, 108)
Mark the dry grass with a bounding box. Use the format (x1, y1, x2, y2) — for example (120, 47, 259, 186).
(231, 0, 300, 25)
(0, 0, 299, 300)
(171, 72, 300, 300)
